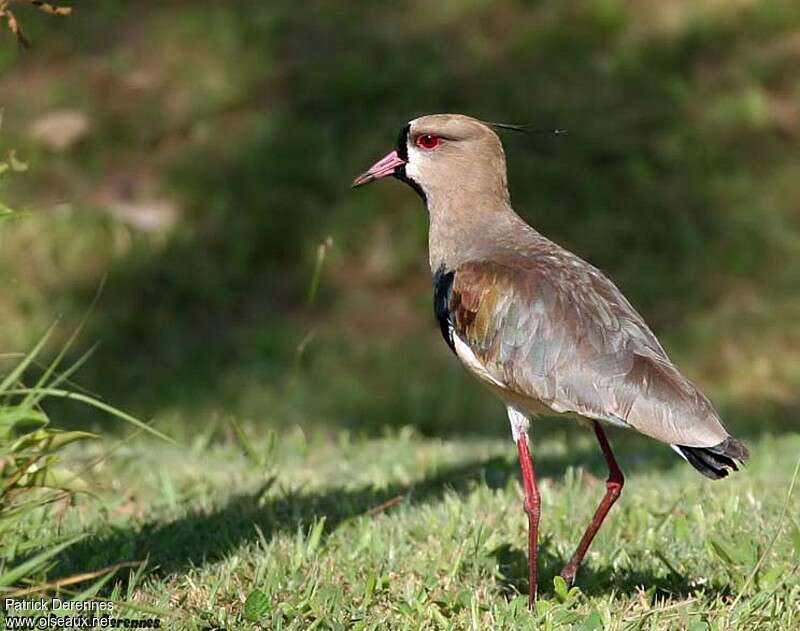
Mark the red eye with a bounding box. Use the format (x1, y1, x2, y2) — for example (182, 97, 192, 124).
(415, 134, 441, 150)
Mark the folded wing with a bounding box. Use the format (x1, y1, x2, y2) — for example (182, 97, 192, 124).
(447, 252, 731, 448)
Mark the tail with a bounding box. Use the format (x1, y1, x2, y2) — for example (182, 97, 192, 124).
(673, 437, 750, 480)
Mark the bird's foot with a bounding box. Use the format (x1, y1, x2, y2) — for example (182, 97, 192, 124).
(528, 583, 538, 607)
(558, 566, 577, 587)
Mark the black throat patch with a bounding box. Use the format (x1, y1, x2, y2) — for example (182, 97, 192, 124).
(396, 123, 410, 161)
(432, 266, 455, 354)
(393, 123, 426, 202)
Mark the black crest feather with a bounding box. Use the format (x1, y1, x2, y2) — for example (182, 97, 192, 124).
(485, 121, 567, 135)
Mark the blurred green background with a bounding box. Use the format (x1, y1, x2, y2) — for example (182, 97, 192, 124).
(1, 0, 798, 440)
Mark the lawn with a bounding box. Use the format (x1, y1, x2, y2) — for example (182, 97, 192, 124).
(18, 423, 799, 629)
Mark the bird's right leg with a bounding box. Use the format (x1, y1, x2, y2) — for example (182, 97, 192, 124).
(559, 420, 624, 586)
(508, 407, 540, 604)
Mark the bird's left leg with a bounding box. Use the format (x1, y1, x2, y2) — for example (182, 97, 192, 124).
(507, 407, 540, 604)
(560, 420, 624, 586)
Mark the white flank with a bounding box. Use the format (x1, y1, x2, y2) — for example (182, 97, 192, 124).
(453, 334, 504, 388)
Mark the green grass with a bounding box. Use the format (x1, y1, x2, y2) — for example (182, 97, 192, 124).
(17, 424, 798, 629)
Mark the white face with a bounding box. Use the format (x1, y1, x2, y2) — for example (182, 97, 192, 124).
(403, 143, 431, 188)
(401, 121, 459, 198)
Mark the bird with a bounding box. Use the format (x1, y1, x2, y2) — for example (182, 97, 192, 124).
(352, 113, 749, 603)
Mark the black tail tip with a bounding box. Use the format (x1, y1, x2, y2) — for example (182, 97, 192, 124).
(675, 437, 749, 480)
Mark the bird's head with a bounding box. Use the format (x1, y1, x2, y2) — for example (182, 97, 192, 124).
(353, 114, 509, 202)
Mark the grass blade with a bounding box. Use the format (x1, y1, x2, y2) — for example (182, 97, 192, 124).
(0, 322, 57, 394)
(1, 388, 176, 445)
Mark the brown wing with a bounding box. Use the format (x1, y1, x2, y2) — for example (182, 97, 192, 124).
(447, 252, 731, 448)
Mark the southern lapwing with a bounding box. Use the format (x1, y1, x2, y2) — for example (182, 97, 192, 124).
(353, 114, 749, 602)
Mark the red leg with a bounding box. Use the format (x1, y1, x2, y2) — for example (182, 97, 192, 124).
(516, 432, 540, 604)
(560, 421, 624, 585)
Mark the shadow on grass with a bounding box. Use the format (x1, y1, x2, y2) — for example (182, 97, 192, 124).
(49, 432, 735, 598)
(490, 542, 733, 601)
(53, 453, 531, 581)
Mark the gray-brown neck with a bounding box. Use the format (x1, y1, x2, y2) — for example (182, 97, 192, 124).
(425, 184, 543, 274)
